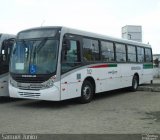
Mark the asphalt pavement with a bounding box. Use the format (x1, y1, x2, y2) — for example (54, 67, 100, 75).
(0, 90, 160, 134)
(0, 78, 159, 136)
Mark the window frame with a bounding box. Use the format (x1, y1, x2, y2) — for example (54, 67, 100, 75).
(137, 46, 145, 63)
(144, 47, 152, 63)
(100, 40, 115, 62)
(127, 45, 137, 63)
(61, 34, 82, 74)
(61, 33, 152, 66)
(82, 37, 101, 63)
(115, 42, 127, 62)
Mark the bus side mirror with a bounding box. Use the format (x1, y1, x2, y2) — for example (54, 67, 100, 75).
(62, 40, 71, 51)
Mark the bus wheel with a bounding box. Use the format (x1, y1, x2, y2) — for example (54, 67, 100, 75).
(130, 75, 138, 92)
(80, 80, 94, 103)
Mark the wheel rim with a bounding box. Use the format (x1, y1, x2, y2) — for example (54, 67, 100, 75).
(83, 85, 91, 100)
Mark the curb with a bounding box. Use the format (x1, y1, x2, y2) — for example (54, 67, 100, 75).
(138, 85, 160, 92)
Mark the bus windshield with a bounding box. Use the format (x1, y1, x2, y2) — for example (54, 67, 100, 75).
(10, 39, 59, 75)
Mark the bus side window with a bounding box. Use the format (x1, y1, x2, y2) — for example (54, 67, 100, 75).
(127, 45, 136, 62)
(145, 48, 152, 62)
(2, 50, 6, 61)
(0, 39, 14, 74)
(1, 42, 8, 63)
(115, 43, 126, 62)
(83, 38, 100, 62)
(0, 42, 8, 74)
(137, 47, 145, 62)
(101, 41, 114, 62)
(62, 40, 81, 73)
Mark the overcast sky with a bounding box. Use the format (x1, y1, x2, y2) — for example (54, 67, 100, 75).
(0, 0, 160, 54)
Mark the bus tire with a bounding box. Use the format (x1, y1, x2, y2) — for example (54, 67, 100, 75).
(80, 80, 94, 103)
(130, 75, 139, 92)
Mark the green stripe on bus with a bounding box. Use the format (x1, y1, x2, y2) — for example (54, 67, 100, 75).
(108, 64, 117, 67)
(143, 64, 153, 69)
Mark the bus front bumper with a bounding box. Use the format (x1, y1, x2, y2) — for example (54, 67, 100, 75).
(9, 83, 61, 101)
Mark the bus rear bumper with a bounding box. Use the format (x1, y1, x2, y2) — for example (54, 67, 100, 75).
(9, 84, 61, 101)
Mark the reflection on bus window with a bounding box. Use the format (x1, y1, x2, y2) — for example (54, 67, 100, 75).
(127, 45, 136, 62)
(83, 38, 100, 62)
(101, 41, 114, 62)
(137, 47, 144, 62)
(115, 43, 126, 62)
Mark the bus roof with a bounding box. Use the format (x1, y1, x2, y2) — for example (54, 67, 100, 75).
(18, 26, 151, 48)
(61, 27, 151, 48)
(0, 33, 15, 41)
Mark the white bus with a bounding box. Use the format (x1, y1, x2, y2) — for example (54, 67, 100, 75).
(0, 34, 15, 97)
(9, 27, 153, 103)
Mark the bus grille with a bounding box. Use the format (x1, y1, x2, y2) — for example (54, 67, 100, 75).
(11, 74, 53, 83)
(14, 77, 46, 83)
(19, 92, 41, 98)
(18, 84, 45, 90)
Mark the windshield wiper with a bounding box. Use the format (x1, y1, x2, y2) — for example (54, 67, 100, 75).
(36, 38, 48, 53)
(32, 38, 48, 64)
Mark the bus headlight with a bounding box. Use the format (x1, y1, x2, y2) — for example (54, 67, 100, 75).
(10, 78, 17, 87)
(45, 75, 56, 88)
(46, 79, 54, 88)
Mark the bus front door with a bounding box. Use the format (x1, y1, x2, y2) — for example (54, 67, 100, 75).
(60, 36, 82, 100)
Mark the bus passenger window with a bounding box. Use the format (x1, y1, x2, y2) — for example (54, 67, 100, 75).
(137, 47, 144, 62)
(115, 43, 126, 62)
(145, 48, 152, 62)
(127, 45, 136, 62)
(62, 40, 81, 73)
(83, 38, 100, 62)
(101, 41, 114, 62)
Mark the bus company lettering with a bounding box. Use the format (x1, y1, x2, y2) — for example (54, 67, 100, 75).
(108, 70, 117, 74)
(22, 75, 37, 78)
(87, 69, 92, 74)
(131, 66, 141, 70)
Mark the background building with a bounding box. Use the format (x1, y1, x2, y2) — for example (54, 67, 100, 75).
(122, 25, 142, 42)
(153, 54, 160, 78)
(153, 54, 160, 67)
